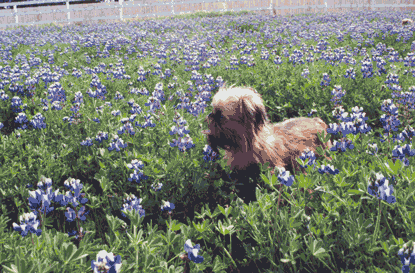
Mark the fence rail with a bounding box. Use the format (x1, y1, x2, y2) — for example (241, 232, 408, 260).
(0, 0, 414, 30)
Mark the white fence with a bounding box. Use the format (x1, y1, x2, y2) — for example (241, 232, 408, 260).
(0, 0, 415, 30)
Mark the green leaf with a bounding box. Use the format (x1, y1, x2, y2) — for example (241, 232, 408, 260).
(260, 173, 269, 185)
(346, 133, 360, 143)
(192, 159, 199, 167)
(342, 165, 360, 177)
(98, 161, 106, 169)
(382, 158, 403, 175)
(367, 246, 383, 254)
(290, 222, 303, 229)
(125, 225, 145, 248)
(217, 204, 232, 218)
(296, 157, 309, 168)
(165, 161, 176, 172)
(308, 238, 330, 259)
(192, 220, 209, 233)
(69, 248, 89, 263)
(94, 173, 110, 193)
(259, 161, 270, 172)
(402, 168, 415, 184)
(310, 226, 321, 236)
(215, 220, 234, 236)
(313, 246, 328, 258)
(86, 154, 92, 162)
(296, 172, 313, 189)
(381, 241, 389, 255)
(166, 219, 181, 232)
(271, 172, 278, 186)
(2, 255, 36, 273)
(333, 175, 350, 187)
(260, 170, 278, 187)
(347, 189, 363, 196)
(123, 208, 145, 229)
(317, 129, 331, 144)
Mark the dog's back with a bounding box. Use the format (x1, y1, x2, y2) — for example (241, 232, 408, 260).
(272, 117, 333, 171)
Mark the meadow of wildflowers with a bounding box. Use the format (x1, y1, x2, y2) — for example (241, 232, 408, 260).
(0, 8, 415, 272)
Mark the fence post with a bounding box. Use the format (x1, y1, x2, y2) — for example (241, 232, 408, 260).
(13, 4, 17, 25)
(119, 0, 123, 22)
(171, 0, 174, 16)
(67, 0, 71, 24)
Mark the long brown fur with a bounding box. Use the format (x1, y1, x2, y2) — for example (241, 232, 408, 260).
(203, 84, 332, 174)
(402, 18, 413, 26)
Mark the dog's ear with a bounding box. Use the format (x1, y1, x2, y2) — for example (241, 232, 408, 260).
(253, 105, 267, 126)
(239, 98, 266, 128)
(215, 110, 224, 123)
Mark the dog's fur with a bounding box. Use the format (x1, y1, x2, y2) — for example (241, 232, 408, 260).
(402, 18, 413, 26)
(203, 84, 332, 176)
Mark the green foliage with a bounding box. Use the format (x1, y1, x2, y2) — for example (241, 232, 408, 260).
(1, 8, 415, 273)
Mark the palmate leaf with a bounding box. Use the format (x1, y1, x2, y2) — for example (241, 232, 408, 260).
(54, 242, 89, 266)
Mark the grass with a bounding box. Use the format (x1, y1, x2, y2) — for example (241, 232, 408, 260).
(0, 7, 415, 273)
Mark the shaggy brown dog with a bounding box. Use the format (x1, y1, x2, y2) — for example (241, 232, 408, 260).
(402, 18, 413, 26)
(203, 84, 332, 176)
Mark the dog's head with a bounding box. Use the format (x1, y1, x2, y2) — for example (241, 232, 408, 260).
(202, 84, 269, 154)
(402, 18, 413, 26)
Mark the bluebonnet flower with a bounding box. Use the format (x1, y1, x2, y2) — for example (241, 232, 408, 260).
(161, 200, 175, 213)
(202, 144, 221, 163)
(320, 73, 331, 87)
(91, 250, 122, 273)
(65, 205, 90, 222)
(367, 172, 396, 204)
(120, 194, 145, 219)
(318, 164, 340, 175)
(183, 239, 204, 263)
(151, 182, 163, 192)
(298, 148, 317, 169)
(275, 167, 294, 187)
(366, 143, 379, 155)
(12, 212, 42, 237)
(127, 159, 148, 184)
(398, 242, 415, 273)
(107, 134, 128, 152)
